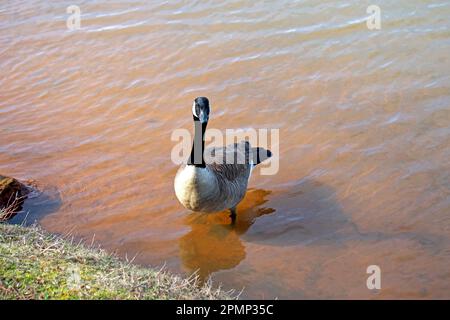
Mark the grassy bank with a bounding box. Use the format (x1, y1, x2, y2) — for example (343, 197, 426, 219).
(0, 222, 234, 300)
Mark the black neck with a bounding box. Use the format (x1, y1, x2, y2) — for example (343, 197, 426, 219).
(188, 118, 207, 168)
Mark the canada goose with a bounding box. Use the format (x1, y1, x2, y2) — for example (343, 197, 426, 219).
(174, 97, 272, 223)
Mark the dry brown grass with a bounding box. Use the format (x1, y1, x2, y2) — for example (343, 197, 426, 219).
(0, 194, 26, 222)
(0, 223, 237, 300)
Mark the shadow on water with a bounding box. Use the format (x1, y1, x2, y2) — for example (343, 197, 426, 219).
(10, 184, 62, 226)
(241, 179, 445, 250)
(178, 179, 361, 280)
(242, 179, 355, 247)
(178, 189, 275, 281)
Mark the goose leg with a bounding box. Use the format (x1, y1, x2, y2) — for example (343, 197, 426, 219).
(229, 207, 237, 224)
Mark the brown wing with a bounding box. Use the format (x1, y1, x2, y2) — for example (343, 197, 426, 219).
(204, 141, 252, 182)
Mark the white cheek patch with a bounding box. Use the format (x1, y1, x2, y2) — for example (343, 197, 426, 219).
(192, 102, 197, 117)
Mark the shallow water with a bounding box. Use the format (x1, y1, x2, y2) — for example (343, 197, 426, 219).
(1, 1, 450, 298)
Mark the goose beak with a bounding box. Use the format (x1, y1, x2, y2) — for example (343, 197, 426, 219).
(199, 110, 209, 124)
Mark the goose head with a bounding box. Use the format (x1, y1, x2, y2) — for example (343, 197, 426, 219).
(192, 97, 210, 124)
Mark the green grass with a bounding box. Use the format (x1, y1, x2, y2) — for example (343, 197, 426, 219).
(0, 221, 235, 300)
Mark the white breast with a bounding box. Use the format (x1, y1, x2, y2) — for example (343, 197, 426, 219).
(174, 166, 220, 212)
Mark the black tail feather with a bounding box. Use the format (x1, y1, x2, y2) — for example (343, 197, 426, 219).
(252, 147, 272, 165)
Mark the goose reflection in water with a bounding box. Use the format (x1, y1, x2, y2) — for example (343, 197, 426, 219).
(179, 189, 275, 281)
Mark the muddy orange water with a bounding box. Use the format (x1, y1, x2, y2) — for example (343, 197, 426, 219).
(1, 1, 450, 299)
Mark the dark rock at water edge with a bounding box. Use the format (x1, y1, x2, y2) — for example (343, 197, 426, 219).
(0, 175, 30, 221)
